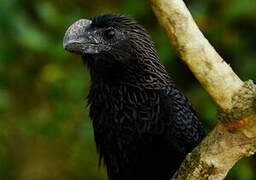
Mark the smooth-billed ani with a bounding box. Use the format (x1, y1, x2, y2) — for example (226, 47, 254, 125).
(63, 14, 205, 180)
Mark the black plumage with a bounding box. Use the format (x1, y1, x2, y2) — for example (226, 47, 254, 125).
(63, 14, 205, 180)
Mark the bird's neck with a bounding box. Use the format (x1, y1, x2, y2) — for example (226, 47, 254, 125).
(87, 56, 173, 92)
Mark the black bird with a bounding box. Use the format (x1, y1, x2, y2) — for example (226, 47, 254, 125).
(63, 14, 205, 180)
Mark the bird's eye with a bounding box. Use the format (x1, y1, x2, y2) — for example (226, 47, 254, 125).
(104, 29, 115, 39)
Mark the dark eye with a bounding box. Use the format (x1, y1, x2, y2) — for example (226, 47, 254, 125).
(104, 29, 115, 39)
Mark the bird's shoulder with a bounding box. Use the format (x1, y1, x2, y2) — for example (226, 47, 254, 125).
(161, 88, 205, 151)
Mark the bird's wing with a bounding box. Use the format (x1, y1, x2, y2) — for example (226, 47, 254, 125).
(165, 88, 205, 154)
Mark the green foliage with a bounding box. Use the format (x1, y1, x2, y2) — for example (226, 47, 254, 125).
(0, 0, 255, 179)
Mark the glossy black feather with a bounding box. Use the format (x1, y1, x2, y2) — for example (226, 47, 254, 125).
(81, 14, 205, 180)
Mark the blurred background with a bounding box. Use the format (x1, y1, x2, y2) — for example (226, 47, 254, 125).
(0, 0, 255, 179)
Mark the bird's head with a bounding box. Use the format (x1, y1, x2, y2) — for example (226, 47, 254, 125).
(63, 14, 157, 69)
(63, 14, 171, 88)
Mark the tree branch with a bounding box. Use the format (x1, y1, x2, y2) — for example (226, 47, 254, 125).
(149, 0, 243, 111)
(148, 0, 256, 179)
(172, 81, 256, 180)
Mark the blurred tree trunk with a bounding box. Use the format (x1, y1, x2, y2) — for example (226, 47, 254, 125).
(148, 0, 256, 179)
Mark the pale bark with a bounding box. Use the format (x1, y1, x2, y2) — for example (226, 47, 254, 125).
(148, 0, 256, 179)
(149, 0, 243, 111)
(172, 81, 256, 180)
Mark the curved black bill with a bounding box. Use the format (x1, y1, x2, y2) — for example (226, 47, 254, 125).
(63, 19, 100, 54)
